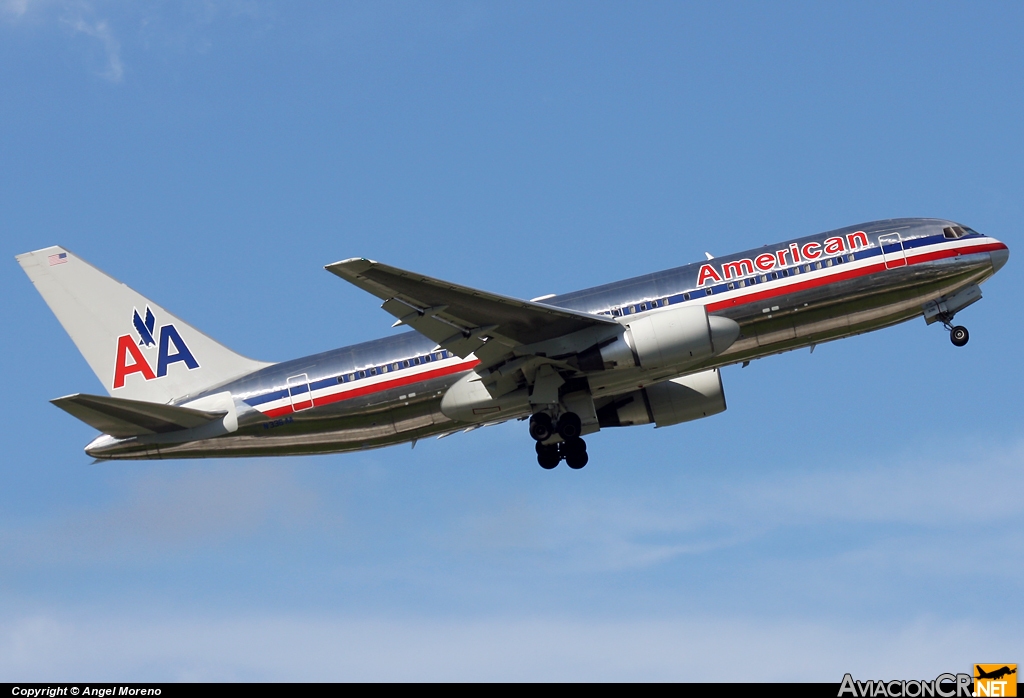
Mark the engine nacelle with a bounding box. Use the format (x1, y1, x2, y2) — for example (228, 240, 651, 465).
(578, 306, 740, 372)
(596, 368, 726, 428)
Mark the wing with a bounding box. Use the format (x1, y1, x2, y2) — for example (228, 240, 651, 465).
(325, 258, 618, 369)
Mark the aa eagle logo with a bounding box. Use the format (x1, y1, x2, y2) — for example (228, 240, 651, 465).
(112, 306, 199, 389)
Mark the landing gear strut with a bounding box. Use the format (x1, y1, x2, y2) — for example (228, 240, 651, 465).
(532, 411, 589, 470)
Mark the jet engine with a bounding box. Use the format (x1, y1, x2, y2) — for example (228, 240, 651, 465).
(596, 368, 726, 428)
(578, 305, 740, 372)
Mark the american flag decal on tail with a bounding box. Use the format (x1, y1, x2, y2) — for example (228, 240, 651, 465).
(48, 252, 67, 266)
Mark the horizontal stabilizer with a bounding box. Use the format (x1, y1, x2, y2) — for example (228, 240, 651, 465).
(51, 393, 225, 438)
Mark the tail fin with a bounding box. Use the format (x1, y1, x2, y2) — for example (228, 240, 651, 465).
(17, 246, 271, 404)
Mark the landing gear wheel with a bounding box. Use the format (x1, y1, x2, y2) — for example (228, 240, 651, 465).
(536, 442, 560, 469)
(529, 412, 554, 442)
(561, 438, 588, 470)
(557, 412, 583, 440)
(950, 325, 969, 347)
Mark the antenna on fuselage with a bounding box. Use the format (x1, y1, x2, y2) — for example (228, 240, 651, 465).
(704, 252, 714, 260)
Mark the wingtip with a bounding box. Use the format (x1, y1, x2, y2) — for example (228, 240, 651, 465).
(324, 257, 376, 275)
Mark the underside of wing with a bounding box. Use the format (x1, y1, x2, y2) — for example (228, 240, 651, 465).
(324, 258, 617, 367)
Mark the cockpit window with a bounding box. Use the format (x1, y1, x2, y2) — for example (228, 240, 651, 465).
(943, 226, 966, 240)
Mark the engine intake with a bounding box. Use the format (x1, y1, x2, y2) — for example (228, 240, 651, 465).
(579, 305, 740, 372)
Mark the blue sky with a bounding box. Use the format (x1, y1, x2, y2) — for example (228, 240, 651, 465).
(1, 0, 1022, 681)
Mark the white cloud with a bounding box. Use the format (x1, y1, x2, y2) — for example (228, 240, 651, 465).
(446, 439, 1024, 573)
(0, 464, 325, 565)
(1, 0, 126, 81)
(62, 13, 122, 82)
(1, 0, 31, 18)
(0, 612, 1019, 681)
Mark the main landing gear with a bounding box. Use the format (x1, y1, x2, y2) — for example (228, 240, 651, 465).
(530, 412, 589, 470)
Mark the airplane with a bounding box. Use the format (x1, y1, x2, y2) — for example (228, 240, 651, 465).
(17, 218, 1008, 468)
(975, 666, 1016, 681)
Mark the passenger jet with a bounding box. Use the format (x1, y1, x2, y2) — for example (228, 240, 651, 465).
(17, 218, 1008, 469)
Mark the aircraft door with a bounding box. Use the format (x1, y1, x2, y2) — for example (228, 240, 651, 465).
(878, 233, 907, 269)
(287, 373, 314, 412)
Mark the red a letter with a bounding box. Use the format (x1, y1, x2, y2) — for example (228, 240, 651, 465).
(113, 334, 156, 389)
(697, 264, 722, 286)
(824, 236, 846, 254)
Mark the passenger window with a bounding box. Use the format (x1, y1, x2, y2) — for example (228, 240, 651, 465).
(612, 308, 621, 317)
(403, 360, 409, 368)
(630, 306, 636, 313)
(815, 261, 822, 269)
(357, 371, 364, 379)
(337, 376, 345, 384)
(804, 265, 811, 272)
(727, 282, 735, 290)
(770, 272, 777, 280)
(760, 275, 767, 282)
(825, 259, 833, 267)
(848, 254, 855, 262)
(705, 288, 713, 296)
(683, 293, 691, 301)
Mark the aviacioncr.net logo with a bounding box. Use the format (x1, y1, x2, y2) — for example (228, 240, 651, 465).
(839, 673, 974, 698)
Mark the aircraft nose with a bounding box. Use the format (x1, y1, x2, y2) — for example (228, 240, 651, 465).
(990, 244, 1009, 274)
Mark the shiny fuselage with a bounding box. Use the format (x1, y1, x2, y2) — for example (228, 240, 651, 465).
(88, 218, 1008, 459)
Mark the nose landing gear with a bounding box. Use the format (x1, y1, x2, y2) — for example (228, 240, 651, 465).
(531, 411, 588, 469)
(935, 309, 970, 347)
(949, 325, 969, 347)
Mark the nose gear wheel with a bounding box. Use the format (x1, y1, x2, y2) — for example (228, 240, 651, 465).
(950, 325, 969, 347)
